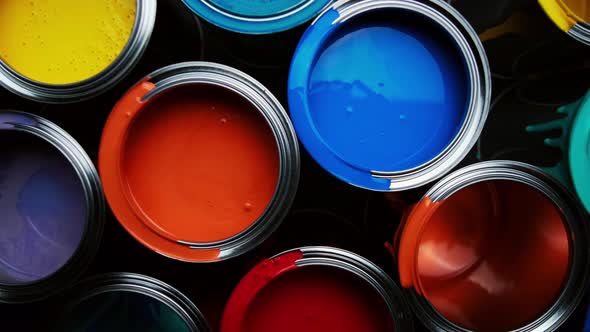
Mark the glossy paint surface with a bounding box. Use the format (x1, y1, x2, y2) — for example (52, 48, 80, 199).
(0, 0, 136, 84)
(122, 84, 279, 244)
(403, 180, 570, 331)
(289, 9, 469, 189)
(222, 252, 394, 332)
(0, 131, 86, 284)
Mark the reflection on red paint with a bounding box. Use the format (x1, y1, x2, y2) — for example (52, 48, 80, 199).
(222, 252, 394, 332)
(398, 180, 570, 331)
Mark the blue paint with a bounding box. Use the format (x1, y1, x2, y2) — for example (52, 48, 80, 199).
(181, 0, 332, 34)
(289, 8, 469, 190)
(0, 131, 86, 284)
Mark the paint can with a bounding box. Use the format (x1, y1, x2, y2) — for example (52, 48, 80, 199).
(99, 62, 300, 262)
(0, 111, 104, 303)
(0, 0, 157, 103)
(221, 246, 414, 332)
(50, 273, 210, 331)
(180, 0, 333, 34)
(288, 0, 491, 192)
(539, 0, 590, 45)
(394, 160, 589, 332)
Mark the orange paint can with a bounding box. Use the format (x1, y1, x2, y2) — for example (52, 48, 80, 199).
(394, 161, 589, 332)
(99, 62, 300, 262)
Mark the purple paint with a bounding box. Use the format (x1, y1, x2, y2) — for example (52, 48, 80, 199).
(0, 131, 86, 284)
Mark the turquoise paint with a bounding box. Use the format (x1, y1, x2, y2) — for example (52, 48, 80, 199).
(289, 8, 470, 190)
(526, 89, 590, 213)
(181, 0, 332, 34)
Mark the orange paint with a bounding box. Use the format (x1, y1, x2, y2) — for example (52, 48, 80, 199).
(99, 82, 279, 261)
(397, 180, 570, 331)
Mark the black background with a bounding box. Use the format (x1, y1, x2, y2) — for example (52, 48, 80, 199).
(1, 0, 590, 331)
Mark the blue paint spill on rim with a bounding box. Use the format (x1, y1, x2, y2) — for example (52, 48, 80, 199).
(288, 6, 470, 191)
(181, 0, 333, 34)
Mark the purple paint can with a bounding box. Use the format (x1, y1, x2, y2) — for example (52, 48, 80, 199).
(0, 111, 104, 303)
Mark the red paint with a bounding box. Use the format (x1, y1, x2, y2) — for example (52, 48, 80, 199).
(222, 251, 394, 332)
(99, 82, 279, 261)
(397, 180, 571, 331)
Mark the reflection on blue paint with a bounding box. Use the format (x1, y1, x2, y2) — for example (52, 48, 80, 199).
(289, 8, 469, 190)
(181, 0, 332, 34)
(53, 291, 191, 332)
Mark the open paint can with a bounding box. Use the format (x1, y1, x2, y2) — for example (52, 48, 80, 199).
(99, 62, 300, 262)
(50, 273, 210, 331)
(0, 0, 156, 103)
(0, 111, 104, 303)
(288, 0, 491, 191)
(221, 246, 414, 332)
(539, 0, 590, 45)
(180, 0, 333, 34)
(395, 161, 589, 332)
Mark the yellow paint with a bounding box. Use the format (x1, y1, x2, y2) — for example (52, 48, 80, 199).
(539, 0, 589, 32)
(562, 0, 590, 22)
(0, 0, 136, 85)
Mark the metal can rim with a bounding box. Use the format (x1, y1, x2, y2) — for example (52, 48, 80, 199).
(51, 272, 211, 332)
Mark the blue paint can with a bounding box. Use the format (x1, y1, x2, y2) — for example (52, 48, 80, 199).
(289, 0, 491, 191)
(180, 0, 333, 34)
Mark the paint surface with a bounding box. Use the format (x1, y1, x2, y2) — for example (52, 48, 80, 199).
(0, 131, 86, 284)
(305, 12, 468, 172)
(122, 84, 279, 243)
(204, 0, 307, 17)
(414, 181, 570, 331)
(563, 0, 590, 21)
(0, 0, 136, 84)
(225, 264, 394, 332)
(53, 291, 190, 332)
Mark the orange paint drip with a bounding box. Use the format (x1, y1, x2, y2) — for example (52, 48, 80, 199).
(397, 180, 570, 331)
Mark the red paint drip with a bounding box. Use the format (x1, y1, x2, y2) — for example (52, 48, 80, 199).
(222, 251, 394, 332)
(398, 180, 570, 331)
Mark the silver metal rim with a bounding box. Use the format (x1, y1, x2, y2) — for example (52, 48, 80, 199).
(0, 110, 105, 303)
(404, 161, 590, 332)
(273, 246, 414, 331)
(53, 273, 210, 332)
(312, 0, 490, 192)
(0, 0, 157, 104)
(569, 23, 590, 46)
(124, 62, 300, 261)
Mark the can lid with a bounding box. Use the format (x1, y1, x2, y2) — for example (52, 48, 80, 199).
(569, 90, 590, 213)
(180, 0, 332, 34)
